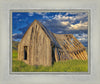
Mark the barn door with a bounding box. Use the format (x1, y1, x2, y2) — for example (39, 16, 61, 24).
(24, 46, 27, 60)
(52, 47, 55, 64)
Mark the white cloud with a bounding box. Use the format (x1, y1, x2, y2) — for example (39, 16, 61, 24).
(12, 33, 18, 36)
(28, 12, 34, 16)
(53, 12, 88, 23)
(56, 31, 63, 34)
(12, 32, 23, 41)
(40, 12, 88, 33)
(43, 15, 49, 19)
(76, 13, 88, 19)
(35, 12, 47, 16)
(61, 21, 70, 25)
(73, 33, 88, 42)
(73, 34, 79, 37)
(65, 13, 68, 16)
(53, 14, 62, 20)
(12, 33, 23, 37)
(29, 12, 47, 16)
(69, 21, 88, 30)
(42, 21, 46, 24)
(53, 14, 74, 20)
(16, 13, 20, 16)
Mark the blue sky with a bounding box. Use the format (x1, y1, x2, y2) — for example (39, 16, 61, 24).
(12, 12, 88, 47)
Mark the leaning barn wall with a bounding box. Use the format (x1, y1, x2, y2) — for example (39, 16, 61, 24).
(30, 21, 52, 66)
(54, 34, 88, 61)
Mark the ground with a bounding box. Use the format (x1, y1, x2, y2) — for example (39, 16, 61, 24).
(12, 41, 88, 72)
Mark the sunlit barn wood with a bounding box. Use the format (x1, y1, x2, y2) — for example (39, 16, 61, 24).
(18, 20, 88, 66)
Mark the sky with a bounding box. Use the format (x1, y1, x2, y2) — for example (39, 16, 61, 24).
(12, 12, 88, 47)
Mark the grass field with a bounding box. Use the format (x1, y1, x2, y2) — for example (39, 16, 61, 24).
(12, 47, 88, 72)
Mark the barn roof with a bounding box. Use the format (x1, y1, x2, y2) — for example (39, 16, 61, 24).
(35, 20, 61, 48)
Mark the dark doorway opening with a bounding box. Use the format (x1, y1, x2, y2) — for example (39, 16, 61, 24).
(52, 47, 56, 64)
(24, 46, 27, 60)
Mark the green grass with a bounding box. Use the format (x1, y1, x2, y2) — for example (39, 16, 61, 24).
(12, 49, 88, 72)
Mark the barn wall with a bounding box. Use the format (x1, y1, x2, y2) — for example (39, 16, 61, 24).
(30, 21, 52, 66)
(18, 25, 33, 64)
(18, 20, 52, 66)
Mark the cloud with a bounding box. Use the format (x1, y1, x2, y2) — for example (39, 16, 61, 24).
(61, 21, 70, 25)
(40, 18, 88, 34)
(16, 13, 21, 16)
(69, 21, 88, 30)
(12, 23, 31, 41)
(40, 19, 67, 33)
(75, 12, 88, 20)
(73, 33, 88, 47)
(43, 15, 49, 19)
(48, 12, 88, 32)
(28, 12, 47, 16)
(12, 33, 24, 41)
(53, 13, 74, 21)
(56, 31, 63, 34)
(35, 12, 47, 16)
(65, 13, 69, 15)
(53, 12, 88, 23)
(28, 12, 34, 16)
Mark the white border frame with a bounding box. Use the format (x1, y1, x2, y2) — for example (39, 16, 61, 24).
(0, 0, 100, 84)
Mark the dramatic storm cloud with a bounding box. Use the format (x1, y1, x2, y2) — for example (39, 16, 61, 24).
(12, 12, 88, 47)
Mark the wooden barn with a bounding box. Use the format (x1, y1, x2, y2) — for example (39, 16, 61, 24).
(18, 20, 88, 66)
